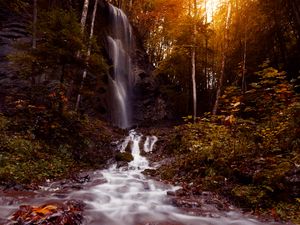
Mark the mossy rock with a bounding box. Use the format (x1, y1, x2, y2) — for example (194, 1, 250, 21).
(232, 185, 267, 207)
(253, 161, 293, 189)
(143, 169, 157, 177)
(159, 166, 177, 180)
(122, 140, 133, 153)
(202, 175, 226, 190)
(115, 152, 133, 162)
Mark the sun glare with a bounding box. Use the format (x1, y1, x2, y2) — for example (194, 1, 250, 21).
(205, 0, 221, 22)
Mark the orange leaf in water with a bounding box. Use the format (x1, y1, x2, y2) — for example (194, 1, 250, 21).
(32, 205, 58, 215)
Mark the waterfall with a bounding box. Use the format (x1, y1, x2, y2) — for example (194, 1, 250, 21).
(107, 4, 133, 129)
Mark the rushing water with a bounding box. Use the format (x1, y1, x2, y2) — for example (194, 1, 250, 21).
(0, 130, 283, 225)
(107, 4, 133, 129)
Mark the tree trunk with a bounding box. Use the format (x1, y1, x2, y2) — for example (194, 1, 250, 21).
(80, 0, 89, 32)
(68, 0, 89, 101)
(204, 0, 208, 89)
(31, 0, 37, 86)
(289, 0, 300, 36)
(191, 0, 197, 123)
(59, 64, 66, 114)
(273, 4, 287, 66)
(192, 34, 197, 122)
(212, 1, 231, 115)
(75, 0, 98, 112)
(32, 0, 37, 49)
(241, 26, 247, 94)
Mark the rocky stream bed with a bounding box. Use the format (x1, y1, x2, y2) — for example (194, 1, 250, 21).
(0, 130, 291, 225)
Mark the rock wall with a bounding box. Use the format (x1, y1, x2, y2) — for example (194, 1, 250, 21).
(0, 8, 31, 112)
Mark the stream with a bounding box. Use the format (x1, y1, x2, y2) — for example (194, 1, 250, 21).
(0, 130, 283, 225)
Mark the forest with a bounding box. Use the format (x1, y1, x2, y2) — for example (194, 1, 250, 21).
(0, 0, 299, 224)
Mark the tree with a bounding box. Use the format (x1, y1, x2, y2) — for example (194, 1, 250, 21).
(191, 0, 197, 122)
(32, 0, 37, 49)
(80, 0, 89, 32)
(75, 0, 98, 111)
(212, 0, 231, 115)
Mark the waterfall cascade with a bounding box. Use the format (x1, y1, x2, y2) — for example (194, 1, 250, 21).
(107, 4, 134, 129)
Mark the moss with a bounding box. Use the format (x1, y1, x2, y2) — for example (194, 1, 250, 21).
(142, 169, 157, 177)
(253, 161, 293, 188)
(159, 166, 177, 180)
(232, 185, 267, 208)
(125, 141, 133, 153)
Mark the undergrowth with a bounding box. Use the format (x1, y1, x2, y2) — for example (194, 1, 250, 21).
(158, 66, 300, 223)
(0, 109, 116, 187)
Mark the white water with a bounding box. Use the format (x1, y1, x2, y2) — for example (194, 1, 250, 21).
(69, 131, 280, 225)
(144, 135, 158, 153)
(107, 4, 133, 129)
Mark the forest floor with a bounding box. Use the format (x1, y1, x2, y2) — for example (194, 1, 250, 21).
(140, 119, 300, 225)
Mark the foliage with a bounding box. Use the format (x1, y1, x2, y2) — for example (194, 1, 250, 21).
(0, 109, 115, 186)
(38, 9, 84, 66)
(7, 7, 108, 113)
(0, 0, 29, 14)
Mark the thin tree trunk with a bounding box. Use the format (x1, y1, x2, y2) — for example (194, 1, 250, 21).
(68, 0, 89, 102)
(59, 64, 66, 114)
(76, 0, 89, 57)
(191, 0, 197, 123)
(212, 1, 231, 115)
(204, 0, 208, 91)
(241, 26, 247, 94)
(75, 0, 98, 112)
(289, 0, 300, 36)
(32, 0, 37, 49)
(31, 0, 37, 86)
(210, 8, 215, 109)
(192, 35, 197, 122)
(80, 0, 89, 32)
(273, 3, 287, 66)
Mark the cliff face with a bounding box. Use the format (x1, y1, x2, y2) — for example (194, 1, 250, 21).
(131, 27, 168, 124)
(96, 1, 168, 125)
(0, 0, 168, 125)
(0, 7, 31, 112)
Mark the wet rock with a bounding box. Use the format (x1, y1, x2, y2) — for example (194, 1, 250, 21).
(142, 169, 157, 177)
(90, 178, 107, 186)
(8, 200, 84, 225)
(72, 174, 90, 184)
(173, 188, 189, 197)
(116, 161, 129, 168)
(115, 152, 133, 162)
(166, 191, 176, 196)
(170, 198, 201, 208)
